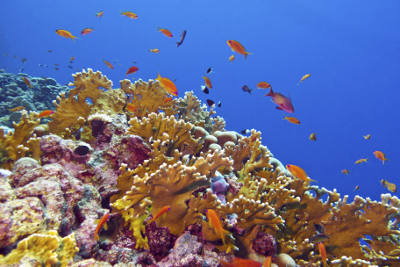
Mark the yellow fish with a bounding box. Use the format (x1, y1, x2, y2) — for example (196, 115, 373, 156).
(298, 73, 310, 84)
(381, 179, 397, 193)
(355, 158, 368, 164)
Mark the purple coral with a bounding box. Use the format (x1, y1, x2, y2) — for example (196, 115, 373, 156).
(252, 230, 277, 257)
(146, 222, 177, 261)
(211, 174, 229, 203)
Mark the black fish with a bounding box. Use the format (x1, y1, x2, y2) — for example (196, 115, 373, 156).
(21, 58, 27, 63)
(241, 129, 250, 135)
(242, 85, 252, 94)
(217, 101, 222, 107)
(206, 99, 215, 107)
(176, 29, 187, 47)
(314, 224, 325, 234)
(201, 85, 209, 94)
(47, 50, 53, 53)
(206, 67, 213, 74)
(309, 233, 329, 243)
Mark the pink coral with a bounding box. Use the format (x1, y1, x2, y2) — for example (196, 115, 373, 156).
(252, 230, 277, 257)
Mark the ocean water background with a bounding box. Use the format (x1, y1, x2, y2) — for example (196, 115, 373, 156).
(1, 0, 399, 201)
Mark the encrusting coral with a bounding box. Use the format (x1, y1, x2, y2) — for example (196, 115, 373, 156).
(1, 69, 400, 266)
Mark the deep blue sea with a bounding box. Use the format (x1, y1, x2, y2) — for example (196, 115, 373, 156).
(1, 0, 399, 201)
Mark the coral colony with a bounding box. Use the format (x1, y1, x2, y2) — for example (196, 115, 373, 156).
(1, 68, 400, 266)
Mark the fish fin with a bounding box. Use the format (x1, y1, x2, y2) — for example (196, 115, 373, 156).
(265, 88, 274, 96)
(276, 106, 283, 111)
(244, 51, 253, 59)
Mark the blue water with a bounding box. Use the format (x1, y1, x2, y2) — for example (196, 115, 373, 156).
(1, 0, 399, 201)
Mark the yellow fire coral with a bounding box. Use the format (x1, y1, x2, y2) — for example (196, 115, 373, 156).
(48, 68, 113, 136)
(0, 230, 78, 267)
(0, 111, 40, 169)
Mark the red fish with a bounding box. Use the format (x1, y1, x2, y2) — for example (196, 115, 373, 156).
(38, 110, 54, 118)
(103, 60, 114, 70)
(318, 242, 327, 267)
(81, 28, 94, 35)
(226, 40, 252, 59)
(149, 205, 171, 224)
(22, 77, 33, 88)
(126, 66, 139, 75)
(94, 213, 110, 240)
(265, 88, 294, 113)
(221, 257, 262, 267)
(203, 76, 212, 89)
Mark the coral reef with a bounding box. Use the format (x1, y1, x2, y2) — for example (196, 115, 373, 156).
(1, 69, 400, 266)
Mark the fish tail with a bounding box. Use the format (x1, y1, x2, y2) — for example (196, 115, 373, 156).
(265, 88, 273, 96)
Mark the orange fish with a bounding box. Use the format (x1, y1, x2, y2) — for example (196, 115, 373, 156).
(381, 179, 397, 193)
(373, 151, 387, 164)
(121, 11, 138, 19)
(341, 169, 349, 175)
(298, 73, 311, 84)
(226, 40, 251, 59)
(96, 10, 104, 18)
(38, 110, 54, 118)
(22, 77, 33, 88)
(363, 134, 371, 140)
(69, 56, 75, 62)
(203, 76, 212, 89)
(126, 103, 136, 113)
(126, 66, 139, 75)
(221, 257, 262, 267)
(9, 106, 25, 112)
(81, 28, 94, 35)
(149, 48, 160, 53)
(263, 256, 272, 267)
(149, 205, 171, 224)
(284, 116, 300, 125)
(355, 158, 368, 164)
(309, 133, 317, 141)
(158, 28, 173, 38)
(103, 60, 114, 70)
(206, 209, 229, 247)
(286, 164, 315, 183)
(94, 213, 110, 240)
(156, 74, 178, 96)
(318, 242, 327, 267)
(257, 81, 272, 89)
(265, 88, 294, 113)
(56, 29, 77, 40)
(229, 54, 235, 62)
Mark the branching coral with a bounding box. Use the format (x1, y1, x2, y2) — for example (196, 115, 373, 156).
(48, 68, 112, 136)
(0, 111, 40, 169)
(0, 230, 78, 267)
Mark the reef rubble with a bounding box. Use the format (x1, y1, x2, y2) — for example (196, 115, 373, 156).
(0, 69, 399, 266)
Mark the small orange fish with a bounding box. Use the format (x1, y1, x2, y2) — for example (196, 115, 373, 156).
(94, 213, 110, 240)
(309, 133, 317, 141)
(203, 76, 212, 89)
(22, 77, 33, 88)
(96, 10, 104, 18)
(381, 179, 397, 193)
(126, 103, 136, 113)
(126, 66, 139, 75)
(158, 28, 173, 38)
(149, 205, 171, 224)
(149, 48, 160, 53)
(221, 257, 262, 267)
(373, 150, 387, 164)
(81, 28, 94, 35)
(318, 242, 327, 267)
(9, 106, 25, 112)
(286, 164, 315, 183)
(229, 54, 235, 62)
(56, 29, 77, 40)
(257, 81, 271, 89)
(284, 116, 300, 125)
(298, 73, 311, 84)
(363, 134, 371, 140)
(38, 110, 54, 118)
(355, 158, 368, 164)
(353, 185, 360, 192)
(121, 11, 138, 19)
(69, 56, 75, 61)
(263, 256, 272, 267)
(341, 169, 349, 175)
(156, 74, 178, 96)
(227, 40, 251, 59)
(206, 209, 229, 247)
(103, 60, 114, 69)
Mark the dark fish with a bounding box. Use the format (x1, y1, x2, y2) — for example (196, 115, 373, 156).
(242, 85, 252, 94)
(206, 67, 213, 74)
(47, 50, 53, 53)
(67, 65, 73, 69)
(201, 85, 209, 94)
(206, 99, 215, 107)
(217, 101, 221, 107)
(309, 233, 329, 243)
(20, 58, 27, 63)
(54, 67, 59, 70)
(314, 224, 325, 234)
(176, 29, 187, 47)
(241, 129, 250, 135)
